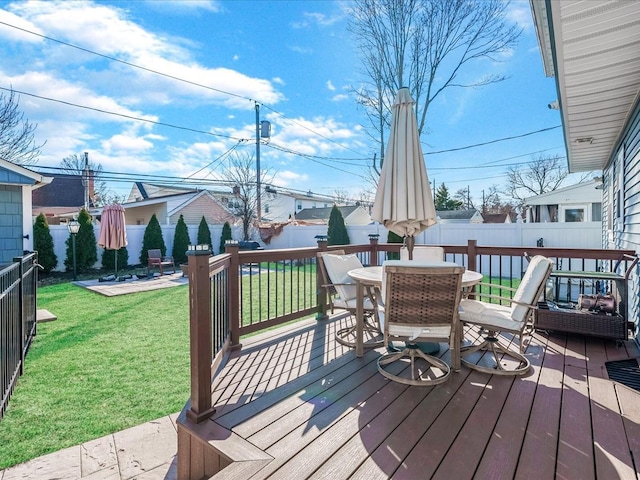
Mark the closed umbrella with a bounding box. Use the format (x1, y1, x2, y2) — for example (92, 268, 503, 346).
(98, 204, 127, 279)
(371, 87, 436, 259)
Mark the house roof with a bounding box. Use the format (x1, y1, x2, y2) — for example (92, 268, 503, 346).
(482, 213, 515, 224)
(531, 0, 640, 172)
(0, 158, 52, 187)
(436, 209, 480, 220)
(523, 180, 601, 206)
(295, 205, 359, 221)
(32, 174, 83, 207)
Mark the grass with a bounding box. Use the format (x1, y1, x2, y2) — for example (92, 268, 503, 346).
(0, 282, 190, 469)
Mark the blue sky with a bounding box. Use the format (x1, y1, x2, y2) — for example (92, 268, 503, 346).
(0, 0, 582, 205)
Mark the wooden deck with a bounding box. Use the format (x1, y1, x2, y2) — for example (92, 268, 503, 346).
(179, 313, 640, 479)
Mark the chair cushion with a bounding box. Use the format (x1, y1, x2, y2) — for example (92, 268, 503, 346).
(334, 296, 374, 311)
(511, 255, 553, 322)
(378, 309, 451, 341)
(459, 299, 523, 332)
(322, 254, 364, 301)
(400, 246, 444, 262)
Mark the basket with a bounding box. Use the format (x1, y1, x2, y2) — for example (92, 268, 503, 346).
(536, 307, 627, 340)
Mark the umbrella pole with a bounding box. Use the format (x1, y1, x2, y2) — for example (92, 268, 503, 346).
(114, 249, 118, 279)
(406, 236, 415, 260)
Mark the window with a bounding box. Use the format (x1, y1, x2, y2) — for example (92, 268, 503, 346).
(297, 202, 302, 210)
(592, 203, 602, 222)
(565, 209, 584, 222)
(264, 204, 270, 213)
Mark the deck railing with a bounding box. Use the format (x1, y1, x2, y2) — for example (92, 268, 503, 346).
(0, 252, 39, 420)
(183, 239, 638, 423)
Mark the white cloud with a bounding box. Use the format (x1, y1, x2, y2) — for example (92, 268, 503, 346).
(288, 45, 313, 55)
(506, 0, 533, 31)
(332, 94, 349, 102)
(326, 80, 335, 91)
(291, 11, 343, 28)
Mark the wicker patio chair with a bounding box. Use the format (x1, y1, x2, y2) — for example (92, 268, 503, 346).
(317, 251, 382, 348)
(377, 260, 464, 386)
(459, 255, 553, 376)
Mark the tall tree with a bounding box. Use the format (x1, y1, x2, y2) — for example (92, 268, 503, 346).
(349, 0, 521, 175)
(505, 154, 571, 208)
(220, 152, 274, 241)
(0, 89, 43, 166)
(60, 153, 115, 206)
(434, 183, 462, 211)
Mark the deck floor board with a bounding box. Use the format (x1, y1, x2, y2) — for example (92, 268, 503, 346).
(200, 316, 640, 479)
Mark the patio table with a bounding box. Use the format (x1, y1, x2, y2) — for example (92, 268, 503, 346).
(348, 264, 483, 357)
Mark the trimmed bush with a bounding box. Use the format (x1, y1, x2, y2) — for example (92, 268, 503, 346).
(33, 213, 57, 273)
(387, 230, 403, 260)
(64, 208, 97, 273)
(327, 206, 350, 246)
(139, 213, 166, 265)
(172, 214, 191, 264)
(197, 216, 212, 250)
(101, 247, 129, 273)
(219, 221, 232, 254)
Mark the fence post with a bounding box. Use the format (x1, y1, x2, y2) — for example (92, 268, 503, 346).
(315, 236, 328, 320)
(369, 234, 380, 266)
(226, 241, 242, 349)
(467, 239, 478, 272)
(186, 245, 215, 423)
(13, 255, 25, 375)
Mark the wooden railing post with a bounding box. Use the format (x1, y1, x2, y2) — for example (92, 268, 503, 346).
(186, 244, 215, 423)
(369, 234, 380, 266)
(467, 239, 478, 272)
(226, 241, 242, 349)
(316, 236, 328, 320)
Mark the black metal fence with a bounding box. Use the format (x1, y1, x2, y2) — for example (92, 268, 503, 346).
(1, 252, 39, 420)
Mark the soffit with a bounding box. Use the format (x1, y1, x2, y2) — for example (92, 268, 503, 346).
(548, 0, 640, 172)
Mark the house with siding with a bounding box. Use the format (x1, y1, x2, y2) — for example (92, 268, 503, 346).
(0, 159, 52, 265)
(31, 173, 92, 224)
(436, 209, 483, 224)
(262, 189, 342, 223)
(294, 205, 371, 225)
(523, 180, 602, 223)
(105, 190, 235, 226)
(531, 0, 640, 340)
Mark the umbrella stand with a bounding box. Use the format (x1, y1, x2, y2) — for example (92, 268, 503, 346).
(405, 236, 415, 260)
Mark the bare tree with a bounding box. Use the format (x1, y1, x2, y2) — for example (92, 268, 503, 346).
(0, 89, 44, 166)
(220, 152, 274, 241)
(60, 153, 113, 206)
(349, 0, 521, 176)
(505, 154, 570, 207)
(454, 187, 474, 210)
(333, 188, 350, 205)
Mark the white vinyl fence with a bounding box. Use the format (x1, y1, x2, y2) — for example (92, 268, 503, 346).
(46, 221, 603, 272)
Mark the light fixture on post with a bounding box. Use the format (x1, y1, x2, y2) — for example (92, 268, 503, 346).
(67, 219, 80, 281)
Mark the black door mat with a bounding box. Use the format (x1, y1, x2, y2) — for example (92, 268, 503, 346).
(605, 358, 640, 392)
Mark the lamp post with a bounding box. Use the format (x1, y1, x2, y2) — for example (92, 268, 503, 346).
(255, 103, 271, 223)
(67, 220, 80, 281)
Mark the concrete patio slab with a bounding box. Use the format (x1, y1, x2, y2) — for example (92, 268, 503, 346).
(73, 272, 188, 297)
(0, 413, 180, 480)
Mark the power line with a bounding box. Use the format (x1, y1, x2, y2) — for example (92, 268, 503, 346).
(424, 125, 562, 155)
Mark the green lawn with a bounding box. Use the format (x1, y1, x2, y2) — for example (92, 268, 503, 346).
(0, 283, 191, 469)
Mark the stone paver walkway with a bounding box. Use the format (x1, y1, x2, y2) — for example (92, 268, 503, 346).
(0, 413, 179, 480)
(73, 272, 188, 297)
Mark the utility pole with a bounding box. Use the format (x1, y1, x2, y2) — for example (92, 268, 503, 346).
(255, 103, 261, 223)
(83, 151, 90, 210)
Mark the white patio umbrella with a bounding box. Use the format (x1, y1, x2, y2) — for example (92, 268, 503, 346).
(371, 87, 437, 259)
(98, 204, 128, 279)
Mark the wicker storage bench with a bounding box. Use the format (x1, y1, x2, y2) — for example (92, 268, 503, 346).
(536, 307, 627, 340)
